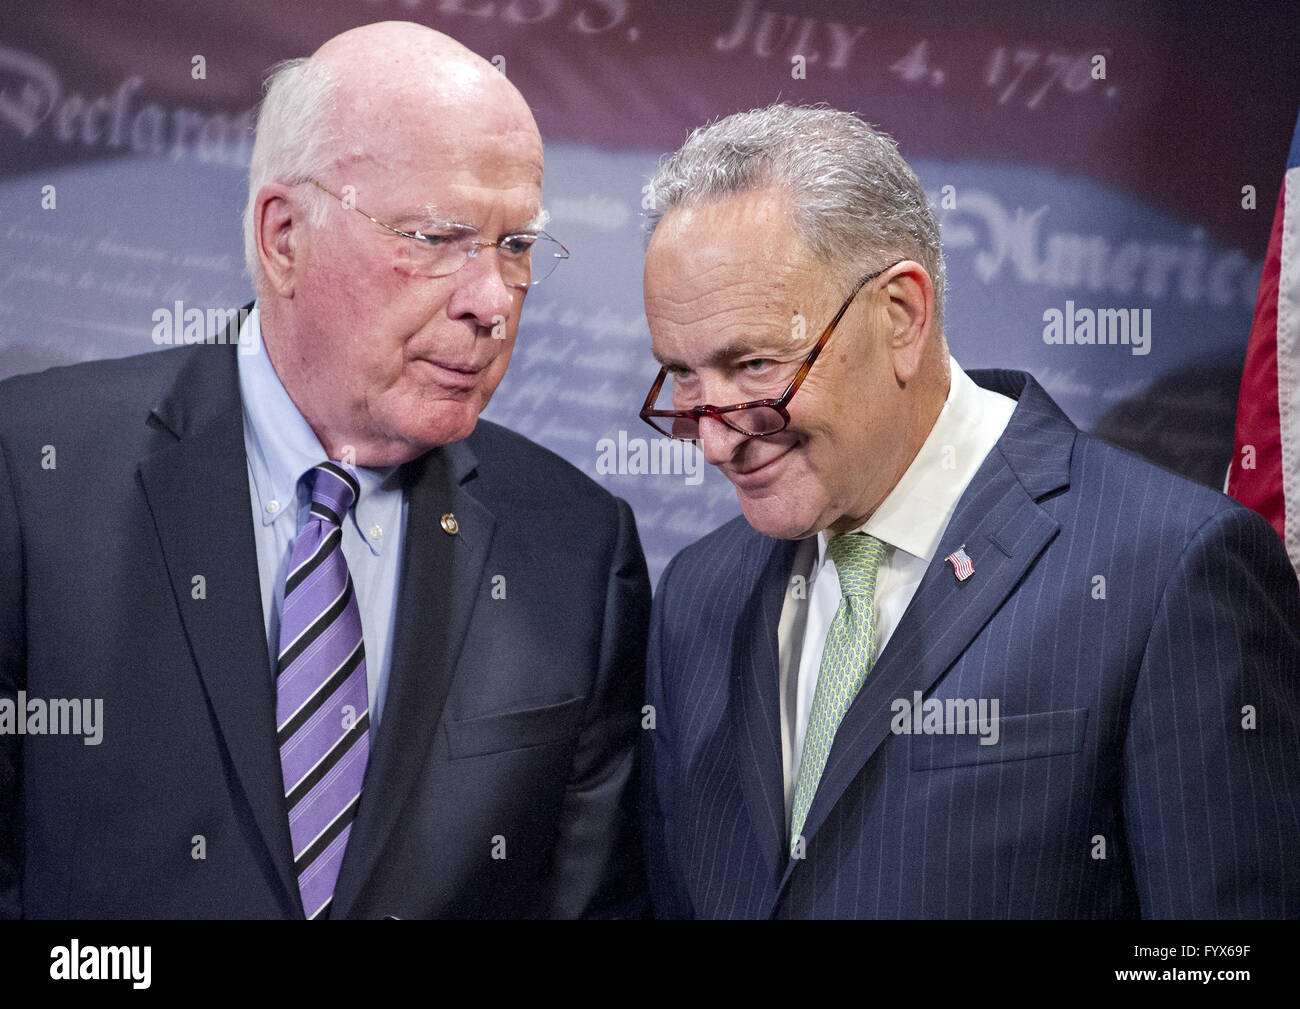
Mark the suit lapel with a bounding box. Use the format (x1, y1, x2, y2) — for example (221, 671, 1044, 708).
(136, 339, 302, 915)
(331, 438, 494, 918)
(771, 370, 1077, 907)
(133, 321, 503, 918)
(728, 533, 800, 882)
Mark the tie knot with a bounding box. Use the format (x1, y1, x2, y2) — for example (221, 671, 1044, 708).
(826, 532, 887, 600)
(307, 462, 359, 526)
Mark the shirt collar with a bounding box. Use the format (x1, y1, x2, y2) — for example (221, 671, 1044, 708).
(237, 303, 400, 548)
(816, 355, 993, 570)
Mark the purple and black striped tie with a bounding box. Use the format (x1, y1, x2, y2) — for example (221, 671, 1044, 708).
(276, 461, 370, 920)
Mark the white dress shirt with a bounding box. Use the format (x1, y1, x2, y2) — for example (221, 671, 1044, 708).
(777, 356, 1018, 824)
(237, 304, 408, 737)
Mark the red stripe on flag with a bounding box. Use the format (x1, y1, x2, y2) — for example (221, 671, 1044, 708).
(1228, 184, 1287, 544)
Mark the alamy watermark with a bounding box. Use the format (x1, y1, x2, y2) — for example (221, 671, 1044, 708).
(151, 302, 255, 352)
(595, 431, 704, 485)
(0, 692, 103, 745)
(1042, 300, 1151, 356)
(890, 690, 1000, 745)
(50, 941, 150, 989)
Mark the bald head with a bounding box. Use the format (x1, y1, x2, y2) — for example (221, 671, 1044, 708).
(243, 21, 543, 285)
(309, 22, 540, 178)
(311, 21, 520, 104)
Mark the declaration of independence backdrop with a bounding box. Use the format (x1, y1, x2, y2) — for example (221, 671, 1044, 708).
(3, 1, 1298, 582)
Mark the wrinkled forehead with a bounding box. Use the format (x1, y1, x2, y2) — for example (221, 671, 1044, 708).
(334, 94, 545, 225)
(361, 83, 540, 153)
(646, 197, 837, 350)
(328, 54, 540, 163)
(647, 190, 832, 295)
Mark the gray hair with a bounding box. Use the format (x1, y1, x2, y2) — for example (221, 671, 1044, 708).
(645, 103, 945, 331)
(242, 58, 340, 285)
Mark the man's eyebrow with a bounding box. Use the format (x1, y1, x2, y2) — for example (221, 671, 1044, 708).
(392, 203, 467, 232)
(652, 341, 767, 369)
(514, 208, 550, 234)
(404, 205, 551, 235)
(386, 203, 446, 232)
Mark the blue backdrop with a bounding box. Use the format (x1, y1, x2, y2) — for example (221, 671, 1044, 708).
(3, 0, 1296, 582)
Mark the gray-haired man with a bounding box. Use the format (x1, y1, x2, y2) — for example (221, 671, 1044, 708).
(639, 103, 1300, 919)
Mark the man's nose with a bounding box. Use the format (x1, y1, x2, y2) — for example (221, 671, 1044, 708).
(695, 413, 750, 466)
(447, 246, 517, 330)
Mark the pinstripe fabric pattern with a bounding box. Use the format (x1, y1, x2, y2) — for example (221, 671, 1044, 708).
(641, 369, 1300, 919)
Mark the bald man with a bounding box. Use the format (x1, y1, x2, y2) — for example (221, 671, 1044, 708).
(0, 22, 650, 919)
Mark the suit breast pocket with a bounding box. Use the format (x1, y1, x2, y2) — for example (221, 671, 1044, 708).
(909, 707, 1089, 771)
(445, 695, 587, 759)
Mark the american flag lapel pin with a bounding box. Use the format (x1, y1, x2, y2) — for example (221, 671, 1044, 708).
(945, 544, 975, 582)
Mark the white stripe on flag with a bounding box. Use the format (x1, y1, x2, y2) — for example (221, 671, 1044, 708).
(1279, 165, 1300, 578)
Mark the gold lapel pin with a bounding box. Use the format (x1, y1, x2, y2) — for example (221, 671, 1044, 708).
(440, 512, 459, 535)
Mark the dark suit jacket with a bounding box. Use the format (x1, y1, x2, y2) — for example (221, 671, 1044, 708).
(642, 369, 1300, 919)
(0, 336, 650, 919)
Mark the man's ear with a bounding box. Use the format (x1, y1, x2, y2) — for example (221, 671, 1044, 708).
(883, 261, 935, 384)
(255, 183, 303, 297)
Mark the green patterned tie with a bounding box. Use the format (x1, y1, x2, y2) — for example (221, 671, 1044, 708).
(790, 532, 888, 853)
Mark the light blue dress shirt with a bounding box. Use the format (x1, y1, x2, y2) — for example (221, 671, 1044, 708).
(236, 304, 407, 736)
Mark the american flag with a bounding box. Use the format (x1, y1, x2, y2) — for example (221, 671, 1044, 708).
(945, 545, 975, 582)
(1227, 108, 1300, 583)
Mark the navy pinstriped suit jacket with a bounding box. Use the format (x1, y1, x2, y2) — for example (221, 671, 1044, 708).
(642, 369, 1300, 919)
